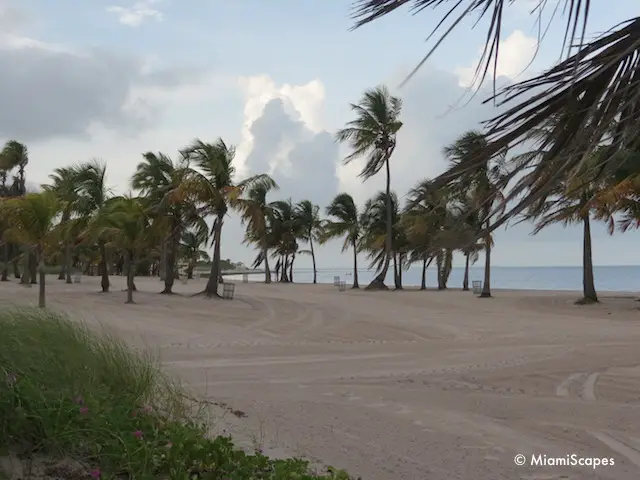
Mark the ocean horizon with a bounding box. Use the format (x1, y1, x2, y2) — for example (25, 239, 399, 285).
(227, 265, 640, 293)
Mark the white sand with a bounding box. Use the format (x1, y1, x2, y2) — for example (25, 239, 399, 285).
(2, 275, 640, 479)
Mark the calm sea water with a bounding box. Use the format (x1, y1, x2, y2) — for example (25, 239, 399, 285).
(228, 266, 640, 292)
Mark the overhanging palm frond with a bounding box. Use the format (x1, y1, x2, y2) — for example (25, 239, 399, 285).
(350, 0, 594, 89)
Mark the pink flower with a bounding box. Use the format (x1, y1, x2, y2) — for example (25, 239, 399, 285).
(165, 442, 173, 449)
(90, 468, 101, 478)
(141, 405, 153, 414)
(79, 407, 89, 415)
(133, 430, 143, 439)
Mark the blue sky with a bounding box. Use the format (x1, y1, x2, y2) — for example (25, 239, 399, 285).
(1, 0, 639, 269)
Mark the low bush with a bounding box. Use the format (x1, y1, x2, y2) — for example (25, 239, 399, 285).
(0, 308, 353, 479)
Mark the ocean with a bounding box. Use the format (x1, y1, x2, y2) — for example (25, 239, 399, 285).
(228, 266, 640, 293)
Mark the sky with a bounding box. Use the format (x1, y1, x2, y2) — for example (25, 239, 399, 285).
(1, 0, 639, 268)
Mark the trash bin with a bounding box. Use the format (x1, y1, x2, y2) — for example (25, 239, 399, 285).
(472, 280, 482, 295)
(222, 282, 235, 300)
(73, 274, 82, 284)
(338, 281, 346, 292)
(333, 276, 340, 286)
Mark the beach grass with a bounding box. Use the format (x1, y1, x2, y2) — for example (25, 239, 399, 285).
(0, 308, 352, 479)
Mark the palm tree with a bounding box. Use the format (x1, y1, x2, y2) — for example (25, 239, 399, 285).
(443, 131, 505, 298)
(182, 138, 275, 297)
(349, 4, 640, 226)
(237, 181, 279, 283)
(295, 200, 323, 284)
(322, 193, 362, 289)
(270, 199, 299, 283)
(43, 166, 81, 283)
(179, 225, 210, 279)
(75, 160, 112, 293)
(98, 196, 153, 304)
(132, 151, 197, 294)
(336, 85, 403, 290)
(0, 192, 60, 307)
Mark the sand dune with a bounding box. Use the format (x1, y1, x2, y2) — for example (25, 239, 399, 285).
(2, 275, 640, 479)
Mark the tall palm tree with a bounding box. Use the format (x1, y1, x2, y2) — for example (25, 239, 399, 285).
(75, 160, 112, 293)
(443, 131, 505, 298)
(350, 2, 640, 230)
(237, 182, 279, 283)
(0, 192, 60, 307)
(322, 193, 362, 289)
(336, 85, 403, 290)
(270, 199, 299, 283)
(132, 151, 196, 294)
(182, 138, 275, 297)
(179, 224, 210, 279)
(43, 166, 81, 283)
(295, 200, 323, 284)
(97, 196, 153, 304)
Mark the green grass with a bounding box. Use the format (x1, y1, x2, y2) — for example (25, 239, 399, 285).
(0, 309, 354, 479)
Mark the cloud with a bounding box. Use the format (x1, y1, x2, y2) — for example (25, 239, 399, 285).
(0, 7, 203, 143)
(106, 0, 163, 26)
(454, 30, 538, 88)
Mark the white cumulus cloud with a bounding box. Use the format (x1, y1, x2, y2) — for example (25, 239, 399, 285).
(106, 0, 163, 27)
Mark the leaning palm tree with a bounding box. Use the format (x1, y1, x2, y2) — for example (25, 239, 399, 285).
(322, 193, 362, 289)
(182, 138, 276, 297)
(350, 2, 640, 232)
(295, 200, 323, 284)
(336, 85, 403, 290)
(179, 224, 210, 279)
(75, 160, 112, 293)
(0, 191, 60, 308)
(237, 181, 279, 283)
(42, 166, 80, 283)
(132, 151, 197, 294)
(97, 196, 153, 304)
(443, 131, 505, 297)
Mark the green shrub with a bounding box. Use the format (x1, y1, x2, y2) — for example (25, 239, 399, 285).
(0, 308, 354, 479)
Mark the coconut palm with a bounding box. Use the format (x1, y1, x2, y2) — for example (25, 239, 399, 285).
(181, 138, 276, 297)
(75, 160, 112, 293)
(0, 192, 60, 307)
(295, 200, 323, 284)
(443, 131, 505, 298)
(179, 224, 210, 279)
(97, 196, 153, 304)
(269, 199, 299, 283)
(237, 181, 279, 283)
(42, 166, 81, 283)
(336, 85, 403, 290)
(132, 151, 197, 294)
(322, 193, 362, 289)
(350, 2, 640, 230)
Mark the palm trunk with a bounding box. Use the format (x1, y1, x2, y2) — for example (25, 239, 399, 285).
(393, 253, 402, 289)
(38, 248, 46, 308)
(281, 255, 289, 282)
(12, 247, 20, 278)
(263, 243, 271, 284)
(581, 214, 598, 303)
(161, 229, 177, 294)
(126, 251, 135, 304)
(479, 229, 492, 298)
(20, 248, 30, 285)
(99, 241, 109, 292)
(58, 262, 65, 280)
(462, 253, 470, 291)
(1, 243, 8, 281)
(366, 156, 393, 290)
(420, 254, 427, 290)
(65, 242, 73, 284)
(187, 261, 194, 279)
(289, 252, 295, 283)
(310, 235, 317, 284)
(352, 238, 359, 289)
(159, 240, 167, 281)
(29, 252, 37, 284)
(204, 216, 223, 297)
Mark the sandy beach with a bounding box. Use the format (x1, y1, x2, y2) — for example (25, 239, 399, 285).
(2, 276, 640, 479)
